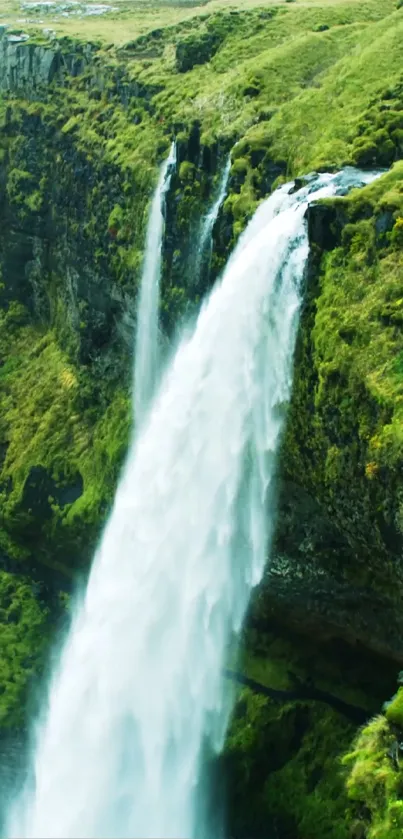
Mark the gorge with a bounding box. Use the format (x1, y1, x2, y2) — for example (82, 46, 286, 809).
(0, 1, 403, 838)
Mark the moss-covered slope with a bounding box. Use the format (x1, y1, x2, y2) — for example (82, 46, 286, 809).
(0, 1, 402, 834)
(343, 688, 403, 839)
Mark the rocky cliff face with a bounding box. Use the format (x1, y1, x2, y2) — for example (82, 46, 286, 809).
(265, 167, 403, 663)
(0, 96, 135, 580)
(0, 27, 95, 93)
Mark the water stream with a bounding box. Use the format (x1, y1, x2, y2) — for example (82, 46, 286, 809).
(5, 166, 381, 839)
(134, 142, 176, 428)
(195, 156, 231, 286)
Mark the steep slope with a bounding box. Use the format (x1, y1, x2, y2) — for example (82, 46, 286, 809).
(0, 2, 402, 837)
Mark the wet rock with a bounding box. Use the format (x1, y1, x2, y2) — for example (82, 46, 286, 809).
(305, 201, 345, 251)
(251, 480, 403, 664)
(288, 175, 313, 195)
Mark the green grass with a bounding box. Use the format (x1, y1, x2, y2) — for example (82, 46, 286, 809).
(265, 10, 403, 173)
(0, 0, 395, 46)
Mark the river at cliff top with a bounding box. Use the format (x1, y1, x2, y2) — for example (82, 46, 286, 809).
(21, 2, 116, 17)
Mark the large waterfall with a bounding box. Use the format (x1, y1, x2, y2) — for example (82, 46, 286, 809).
(5, 167, 380, 839)
(134, 142, 176, 427)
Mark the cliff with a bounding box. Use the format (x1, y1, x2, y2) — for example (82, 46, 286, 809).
(0, 1, 403, 836)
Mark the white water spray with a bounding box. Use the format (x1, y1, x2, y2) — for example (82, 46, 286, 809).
(5, 168, 381, 839)
(134, 142, 176, 427)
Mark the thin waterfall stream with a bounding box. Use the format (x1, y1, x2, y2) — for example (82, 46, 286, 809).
(4, 166, 381, 839)
(195, 156, 231, 286)
(134, 142, 176, 428)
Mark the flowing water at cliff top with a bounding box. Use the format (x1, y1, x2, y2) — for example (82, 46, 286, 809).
(4, 167, 381, 839)
(195, 155, 231, 287)
(134, 141, 176, 429)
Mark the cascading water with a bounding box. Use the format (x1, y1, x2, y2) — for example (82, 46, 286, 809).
(195, 156, 231, 285)
(134, 141, 176, 427)
(5, 168, 382, 839)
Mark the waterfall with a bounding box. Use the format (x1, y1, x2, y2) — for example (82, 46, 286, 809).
(195, 156, 231, 287)
(5, 168, 381, 839)
(134, 141, 176, 428)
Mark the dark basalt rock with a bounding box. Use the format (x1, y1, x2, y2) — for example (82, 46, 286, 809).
(253, 480, 403, 665)
(21, 465, 83, 519)
(305, 202, 342, 251)
(375, 209, 395, 243)
(225, 670, 368, 724)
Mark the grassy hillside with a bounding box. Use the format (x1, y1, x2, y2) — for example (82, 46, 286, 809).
(0, 0, 395, 46)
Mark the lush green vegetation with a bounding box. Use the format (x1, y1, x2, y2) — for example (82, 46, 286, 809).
(0, 302, 131, 576)
(282, 162, 403, 596)
(226, 689, 355, 839)
(0, 0, 403, 835)
(0, 570, 63, 729)
(343, 706, 403, 839)
(222, 622, 398, 838)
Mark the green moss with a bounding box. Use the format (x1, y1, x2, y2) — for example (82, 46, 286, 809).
(5, 167, 44, 217)
(223, 621, 398, 839)
(282, 163, 403, 590)
(25, 190, 43, 212)
(238, 625, 392, 715)
(391, 215, 403, 246)
(178, 160, 195, 183)
(0, 306, 131, 576)
(0, 88, 171, 583)
(225, 688, 354, 839)
(6, 168, 33, 201)
(0, 0, 402, 807)
(0, 571, 54, 729)
(343, 715, 403, 838)
(385, 688, 403, 728)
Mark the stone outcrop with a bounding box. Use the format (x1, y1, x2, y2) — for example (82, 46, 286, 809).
(0, 27, 96, 93)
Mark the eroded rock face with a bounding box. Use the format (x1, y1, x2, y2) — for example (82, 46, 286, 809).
(305, 201, 343, 251)
(0, 52, 234, 582)
(266, 176, 403, 666)
(0, 28, 96, 93)
(0, 31, 58, 92)
(254, 481, 403, 665)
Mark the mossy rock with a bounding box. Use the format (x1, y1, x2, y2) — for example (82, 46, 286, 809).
(385, 687, 403, 728)
(176, 31, 223, 73)
(0, 570, 65, 730)
(281, 163, 403, 615)
(344, 713, 403, 838)
(225, 689, 355, 839)
(223, 619, 397, 839)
